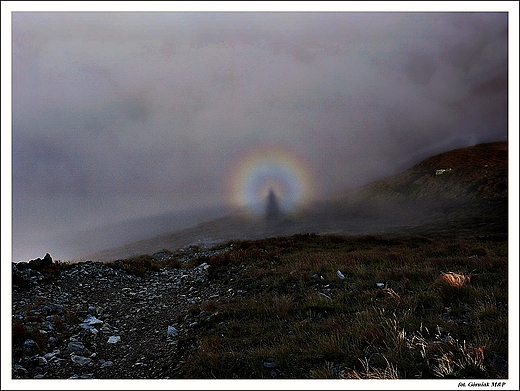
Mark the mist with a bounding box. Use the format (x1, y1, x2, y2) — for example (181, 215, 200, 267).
(9, 10, 508, 262)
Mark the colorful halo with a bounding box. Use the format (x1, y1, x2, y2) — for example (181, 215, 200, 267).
(228, 144, 314, 215)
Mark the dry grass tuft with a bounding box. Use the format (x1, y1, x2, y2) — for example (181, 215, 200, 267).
(377, 287, 401, 301)
(440, 271, 471, 289)
(344, 356, 400, 379)
(432, 337, 487, 378)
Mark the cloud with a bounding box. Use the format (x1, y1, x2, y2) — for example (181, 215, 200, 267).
(9, 11, 509, 260)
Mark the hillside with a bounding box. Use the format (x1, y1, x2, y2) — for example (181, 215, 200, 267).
(367, 140, 507, 200)
(12, 233, 508, 380)
(309, 140, 508, 236)
(87, 141, 508, 262)
(11, 141, 510, 381)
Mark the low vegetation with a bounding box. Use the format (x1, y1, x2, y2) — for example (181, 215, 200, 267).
(12, 142, 508, 380)
(12, 233, 508, 379)
(127, 233, 508, 378)
(106, 251, 181, 277)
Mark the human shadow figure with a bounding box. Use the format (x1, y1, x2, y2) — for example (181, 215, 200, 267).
(265, 188, 281, 223)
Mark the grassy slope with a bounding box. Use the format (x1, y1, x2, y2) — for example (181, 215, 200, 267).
(66, 141, 509, 379)
(15, 231, 509, 379)
(87, 141, 508, 262)
(170, 233, 508, 379)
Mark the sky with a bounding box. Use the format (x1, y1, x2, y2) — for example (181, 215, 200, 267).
(3, 4, 515, 263)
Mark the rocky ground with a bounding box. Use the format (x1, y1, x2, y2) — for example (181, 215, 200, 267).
(11, 245, 244, 379)
(10, 141, 509, 381)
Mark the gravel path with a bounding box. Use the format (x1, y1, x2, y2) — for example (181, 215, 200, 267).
(11, 249, 243, 379)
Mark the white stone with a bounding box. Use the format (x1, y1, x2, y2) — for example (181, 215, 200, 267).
(71, 354, 92, 366)
(83, 315, 103, 325)
(167, 326, 178, 337)
(107, 336, 121, 343)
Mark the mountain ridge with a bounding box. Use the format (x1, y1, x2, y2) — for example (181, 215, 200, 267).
(86, 141, 508, 262)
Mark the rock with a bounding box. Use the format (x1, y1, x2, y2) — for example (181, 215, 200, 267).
(336, 270, 345, 280)
(81, 324, 99, 334)
(28, 253, 53, 270)
(43, 253, 53, 264)
(23, 339, 40, 355)
(44, 351, 58, 360)
(263, 358, 276, 368)
(71, 354, 92, 366)
(81, 314, 104, 334)
(107, 336, 121, 343)
(83, 314, 103, 325)
(152, 251, 174, 261)
(10, 251, 252, 378)
(42, 304, 64, 315)
(12, 364, 29, 376)
(167, 326, 178, 337)
(100, 324, 112, 335)
(14, 261, 28, 270)
(38, 356, 48, 366)
(65, 341, 87, 355)
(40, 320, 55, 331)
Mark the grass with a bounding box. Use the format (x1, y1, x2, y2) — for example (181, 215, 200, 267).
(170, 233, 508, 379)
(106, 253, 181, 277)
(12, 232, 508, 379)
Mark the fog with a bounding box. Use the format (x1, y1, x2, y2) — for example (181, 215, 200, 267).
(8, 10, 509, 261)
